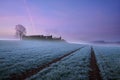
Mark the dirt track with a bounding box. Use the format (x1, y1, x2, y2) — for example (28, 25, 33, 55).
(89, 47, 102, 80)
(10, 47, 83, 80)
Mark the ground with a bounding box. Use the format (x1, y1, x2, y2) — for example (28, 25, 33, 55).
(0, 40, 120, 80)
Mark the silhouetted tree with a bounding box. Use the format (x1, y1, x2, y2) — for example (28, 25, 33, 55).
(15, 24, 26, 40)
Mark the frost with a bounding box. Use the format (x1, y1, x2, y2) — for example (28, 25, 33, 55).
(26, 46, 91, 80)
(0, 40, 83, 79)
(93, 46, 120, 80)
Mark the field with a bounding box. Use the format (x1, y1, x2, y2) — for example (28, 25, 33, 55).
(93, 45, 120, 80)
(0, 40, 120, 80)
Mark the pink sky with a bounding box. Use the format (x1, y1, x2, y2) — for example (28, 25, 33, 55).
(0, 0, 120, 42)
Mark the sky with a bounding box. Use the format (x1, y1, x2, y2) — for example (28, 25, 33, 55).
(0, 0, 120, 42)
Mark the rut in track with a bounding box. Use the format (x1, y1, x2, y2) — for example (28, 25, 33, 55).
(10, 47, 84, 80)
(89, 47, 102, 80)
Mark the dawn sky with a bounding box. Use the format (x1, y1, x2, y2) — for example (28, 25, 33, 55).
(0, 0, 120, 42)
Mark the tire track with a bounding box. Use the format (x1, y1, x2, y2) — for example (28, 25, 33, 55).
(89, 47, 102, 80)
(10, 47, 84, 80)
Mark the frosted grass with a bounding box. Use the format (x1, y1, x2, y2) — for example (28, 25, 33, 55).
(26, 46, 91, 80)
(93, 46, 120, 80)
(0, 40, 83, 79)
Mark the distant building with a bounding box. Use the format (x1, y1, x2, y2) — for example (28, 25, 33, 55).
(45, 35, 52, 39)
(53, 36, 62, 40)
(22, 35, 64, 41)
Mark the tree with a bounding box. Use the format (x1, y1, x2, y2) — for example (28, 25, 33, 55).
(15, 24, 26, 40)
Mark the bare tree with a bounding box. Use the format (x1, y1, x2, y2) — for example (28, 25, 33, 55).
(15, 24, 26, 40)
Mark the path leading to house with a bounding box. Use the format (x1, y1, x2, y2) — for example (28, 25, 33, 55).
(10, 47, 84, 80)
(89, 47, 102, 80)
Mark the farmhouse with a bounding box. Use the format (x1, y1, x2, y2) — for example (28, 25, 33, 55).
(22, 35, 64, 41)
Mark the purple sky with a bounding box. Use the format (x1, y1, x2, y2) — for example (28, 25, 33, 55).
(0, 0, 120, 42)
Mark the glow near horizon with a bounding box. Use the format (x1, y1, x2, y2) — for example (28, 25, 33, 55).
(0, 0, 120, 41)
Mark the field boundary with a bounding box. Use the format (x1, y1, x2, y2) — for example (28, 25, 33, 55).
(89, 47, 102, 80)
(10, 47, 84, 80)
